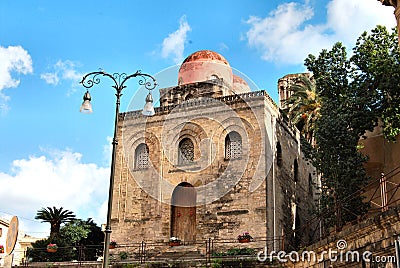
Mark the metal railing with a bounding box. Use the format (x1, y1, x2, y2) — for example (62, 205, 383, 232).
(23, 237, 282, 266)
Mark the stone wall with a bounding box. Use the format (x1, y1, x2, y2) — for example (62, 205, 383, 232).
(283, 205, 400, 268)
(110, 90, 316, 254)
(361, 124, 400, 215)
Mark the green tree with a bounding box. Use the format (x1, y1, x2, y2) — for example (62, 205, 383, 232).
(59, 219, 91, 244)
(61, 218, 104, 261)
(283, 74, 320, 144)
(35, 206, 76, 238)
(78, 218, 104, 248)
(27, 236, 76, 262)
(28, 217, 103, 262)
(305, 42, 372, 231)
(303, 25, 400, 232)
(351, 25, 400, 141)
(80, 218, 104, 261)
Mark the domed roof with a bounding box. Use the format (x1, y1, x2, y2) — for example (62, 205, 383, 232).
(233, 75, 248, 86)
(178, 50, 233, 87)
(233, 74, 250, 94)
(181, 50, 230, 66)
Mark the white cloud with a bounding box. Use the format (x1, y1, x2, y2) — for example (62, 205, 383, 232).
(0, 45, 33, 112)
(40, 72, 59, 85)
(0, 147, 109, 237)
(0, 45, 33, 90)
(245, 0, 396, 65)
(161, 15, 192, 64)
(326, 0, 396, 43)
(41, 60, 82, 95)
(103, 136, 113, 166)
(219, 42, 229, 51)
(0, 92, 11, 115)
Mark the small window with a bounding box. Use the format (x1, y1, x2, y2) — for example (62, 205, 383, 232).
(225, 131, 242, 159)
(294, 159, 299, 182)
(210, 74, 219, 80)
(179, 138, 194, 164)
(135, 143, 149, 169)
(277, 141, 282, 167)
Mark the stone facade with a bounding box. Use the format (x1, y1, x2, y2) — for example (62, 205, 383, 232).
(0, 217, 39, 266)
(361, 123, 400, 216)
(277, 73, 313, 109)
(110, 50, 317, 253)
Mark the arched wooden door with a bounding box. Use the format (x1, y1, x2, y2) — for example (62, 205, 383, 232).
(171, 182, 196, 243)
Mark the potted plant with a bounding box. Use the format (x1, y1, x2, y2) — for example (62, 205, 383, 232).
(237, 232, 252, 243)
(169, 237, 181, 246)
(0, 245, 4, 253)
(109, 240, 117, 249)
(47, 243, 58, 253)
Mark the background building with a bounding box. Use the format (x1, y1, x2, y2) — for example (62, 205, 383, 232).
(0, 217, 39, 266)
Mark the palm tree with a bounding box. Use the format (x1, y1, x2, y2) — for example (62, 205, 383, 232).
(283, 74, 320, 144)
(35, 206, 76, 237)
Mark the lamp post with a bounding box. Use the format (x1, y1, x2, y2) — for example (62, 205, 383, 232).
(80, 70, 157, 267)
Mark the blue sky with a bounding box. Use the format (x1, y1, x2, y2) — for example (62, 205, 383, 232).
(0, 0, 396, 237)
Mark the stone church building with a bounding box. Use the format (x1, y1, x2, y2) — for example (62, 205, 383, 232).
(110, 50, 317, 252)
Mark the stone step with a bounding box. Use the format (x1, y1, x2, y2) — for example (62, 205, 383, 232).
(157, 245, 204, 261)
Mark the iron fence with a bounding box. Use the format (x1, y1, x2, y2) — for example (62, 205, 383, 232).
(22, 237, 282, 266)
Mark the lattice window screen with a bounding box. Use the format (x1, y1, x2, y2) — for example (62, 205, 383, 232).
(135, 143, 149, 169)
(226, 132, 242, 159)
(179, 138, 194, 164)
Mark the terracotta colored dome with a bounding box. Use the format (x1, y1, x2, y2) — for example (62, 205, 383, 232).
(233, 75, 248, 86)
(181, 50, 230, 66)
(178, 50, 233, 87)
(233, 75, 250, 94)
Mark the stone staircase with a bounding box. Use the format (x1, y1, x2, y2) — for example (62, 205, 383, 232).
(155, 245, 205, 262)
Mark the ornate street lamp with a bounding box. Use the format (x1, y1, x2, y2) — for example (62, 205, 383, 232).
(80, 70, 157, 267)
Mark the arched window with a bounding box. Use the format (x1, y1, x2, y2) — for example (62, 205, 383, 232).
(276, 141, 282, 167)
(210, 74, 219, 80)
(294, 159, 299, 182)
(135, 143, 149, 169)
(225, 131, 242, 159)
(179, 138, 194, 164)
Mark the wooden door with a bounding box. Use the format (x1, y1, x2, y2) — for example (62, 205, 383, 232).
(171, 182, 196, 243)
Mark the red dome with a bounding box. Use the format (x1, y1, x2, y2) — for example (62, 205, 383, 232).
(233, 75, 248, 86)
(178, 50, 233, 87)
(181, 50, 230, 66)
(232, 75, 250, 93)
